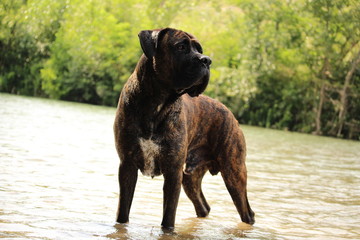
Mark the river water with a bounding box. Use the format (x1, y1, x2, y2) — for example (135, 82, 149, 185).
(0, 93, 359, 240)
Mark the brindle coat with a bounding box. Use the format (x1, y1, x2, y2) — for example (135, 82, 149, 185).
(114, 28, 255, 229)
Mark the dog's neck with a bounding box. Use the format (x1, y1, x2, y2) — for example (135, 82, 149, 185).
(133, 55, 182, 136)
(135, 55, 179, 104)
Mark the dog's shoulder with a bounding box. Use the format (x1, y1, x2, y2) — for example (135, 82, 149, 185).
(182, 94, 234, 118)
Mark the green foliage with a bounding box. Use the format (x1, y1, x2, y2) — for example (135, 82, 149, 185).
(0, 0, 359, 139)
(39, 0, 132, 104)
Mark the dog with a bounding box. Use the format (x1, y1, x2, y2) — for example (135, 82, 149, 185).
(114, 28, 255, 229)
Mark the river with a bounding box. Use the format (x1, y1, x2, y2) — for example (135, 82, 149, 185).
(0, 93, 359, 240)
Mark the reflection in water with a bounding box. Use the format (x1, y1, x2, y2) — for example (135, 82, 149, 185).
(1, 93, 359, 240)
(107, 220, 252, 240)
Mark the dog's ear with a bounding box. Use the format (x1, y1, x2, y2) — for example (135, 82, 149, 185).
(138, 30, 158, 59)
(138, 28, 170, 59)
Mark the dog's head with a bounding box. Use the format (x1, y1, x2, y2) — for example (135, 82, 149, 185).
(138, 28, 211, 97)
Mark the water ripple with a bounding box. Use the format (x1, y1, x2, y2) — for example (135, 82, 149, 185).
(1, 93, 359, 240)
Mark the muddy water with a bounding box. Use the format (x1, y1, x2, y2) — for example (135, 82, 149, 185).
(0, 93, 359, 240)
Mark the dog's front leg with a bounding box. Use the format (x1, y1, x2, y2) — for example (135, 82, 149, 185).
(116, 162, 138, 224)
(161, 169, 183, 229)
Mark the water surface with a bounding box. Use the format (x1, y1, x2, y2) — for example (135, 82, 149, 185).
(1, 93, 359, 239)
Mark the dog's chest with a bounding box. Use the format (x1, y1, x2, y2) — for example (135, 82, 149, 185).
(138, 137, 161, 177)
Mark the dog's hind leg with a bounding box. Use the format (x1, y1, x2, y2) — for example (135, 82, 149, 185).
(220, 161, 255, 225)
(182, 164, 210, 217)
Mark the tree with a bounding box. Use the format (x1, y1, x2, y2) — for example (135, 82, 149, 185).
(338, 50, 360, 137)
(303, 0, 360, 137)
(40, 0, 133, 105)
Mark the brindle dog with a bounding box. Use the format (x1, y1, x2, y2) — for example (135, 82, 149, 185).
(114, 28, 255, 229)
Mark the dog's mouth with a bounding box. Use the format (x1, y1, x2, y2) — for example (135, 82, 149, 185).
(175, 73, 209, 97)
(173, 56, 211, 97)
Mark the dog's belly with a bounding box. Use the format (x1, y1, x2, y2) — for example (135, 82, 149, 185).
(138, 137, 161, 177)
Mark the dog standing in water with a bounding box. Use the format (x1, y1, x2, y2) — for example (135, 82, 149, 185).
(114, 28, 255, 229)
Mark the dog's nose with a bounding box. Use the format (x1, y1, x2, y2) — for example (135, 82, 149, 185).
(200, 56, 212, 67)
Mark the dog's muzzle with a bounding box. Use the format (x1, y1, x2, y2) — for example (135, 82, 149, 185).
(199, 55, 212, 68)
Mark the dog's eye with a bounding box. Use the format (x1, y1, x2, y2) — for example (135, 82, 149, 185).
(176, 44, 186, 52)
